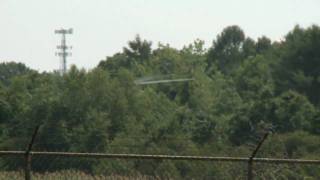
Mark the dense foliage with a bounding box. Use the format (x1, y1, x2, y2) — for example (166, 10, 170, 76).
(0, 25, 320, 178)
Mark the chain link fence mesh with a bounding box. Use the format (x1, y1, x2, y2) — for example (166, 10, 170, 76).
(1, 153, 320, 179)
(0, 129, 319, 179)
(0, 155, 247, 179)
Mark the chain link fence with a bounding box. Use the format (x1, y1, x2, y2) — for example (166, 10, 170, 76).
(0, 127, 319, 179)
(0, 151, 320, 179)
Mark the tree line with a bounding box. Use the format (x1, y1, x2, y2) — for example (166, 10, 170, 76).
(0, 25, 319, 178)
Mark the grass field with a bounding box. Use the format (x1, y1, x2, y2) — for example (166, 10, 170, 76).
(0, 171, 166, 180)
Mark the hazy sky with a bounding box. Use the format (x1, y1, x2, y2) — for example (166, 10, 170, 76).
(1, 0, 319, 72)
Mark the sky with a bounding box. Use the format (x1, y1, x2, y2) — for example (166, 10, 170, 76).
(0, 0, 319, 72)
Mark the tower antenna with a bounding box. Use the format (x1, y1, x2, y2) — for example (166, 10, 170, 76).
(55, 28, 73, 74)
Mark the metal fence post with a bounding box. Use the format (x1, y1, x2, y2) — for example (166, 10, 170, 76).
(247, 132, 269, 180)
(25, 125, 40, 180)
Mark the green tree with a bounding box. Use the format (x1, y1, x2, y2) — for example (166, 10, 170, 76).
(206, 25, 246, 75)
(123, 35, 152, 64)
(272, 90, 316, 133)
(0, 62, 32, 85)
(256, 36, 272, 54)
(276, 25, 320, 105)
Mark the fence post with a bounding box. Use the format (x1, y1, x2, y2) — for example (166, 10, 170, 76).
(247, 132, 269, 180)
(25, 125, 40, 180)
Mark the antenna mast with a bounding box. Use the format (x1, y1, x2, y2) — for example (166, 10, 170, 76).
(55, 28, 73, 74)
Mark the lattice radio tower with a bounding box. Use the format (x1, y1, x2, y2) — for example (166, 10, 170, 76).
(55, 28, 73, 74)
